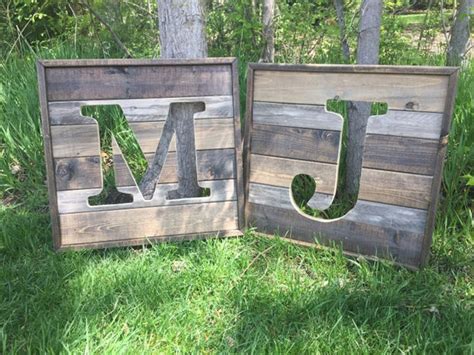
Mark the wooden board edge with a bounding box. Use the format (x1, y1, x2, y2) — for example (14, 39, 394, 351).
(419, 70, 459, 267)
(231, 59, 245, 231)
(248, 63, 459, 76)
(37, 60, 61, 250)
(38, 57, 237, 67)
(56, 229, 243, 251)
(243, 65, 255, 229)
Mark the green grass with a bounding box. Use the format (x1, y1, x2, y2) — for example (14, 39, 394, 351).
(1, 42, 473, 353)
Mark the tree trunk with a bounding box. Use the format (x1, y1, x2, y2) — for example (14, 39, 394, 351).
(345, 0, 383, 196)
(262, 0, 275, 62)
(140, 0, 207, 199)
(333, 0, 350, 62)
(447, 0, 473, 66)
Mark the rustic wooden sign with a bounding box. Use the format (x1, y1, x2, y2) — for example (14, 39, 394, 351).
(244, 64, 458, 268)
(37, 58, 244, 250)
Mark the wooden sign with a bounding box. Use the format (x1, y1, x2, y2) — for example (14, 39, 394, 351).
(37, 59, 244, 250)
(244, 64, 458, 268)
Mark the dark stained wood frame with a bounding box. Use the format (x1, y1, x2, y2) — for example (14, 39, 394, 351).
(243, 63, 458, 268)
(37, 58, 244, 250)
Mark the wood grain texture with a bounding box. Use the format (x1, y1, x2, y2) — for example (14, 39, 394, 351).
(358, 168, 433, 210)
(55, 149, 236, 191)
(248, 182, 333, 211)
(48, 95, 233, 125)
(249, 154, 338, 195)
(366, 110, 443, 139)
(246, 201, 427, 267)
(251, 123, 341, 163)
(115, 149, 236, 187)
(363, 135, 438, 175)
(253, 102, 343, 131)
(51, 124, 99, 158)
(57, 179, 236, 214)
(45, 64, 233, 101)
(129, 118, 235, 153)
(254, 70, 449, 112)
(60, 201, 239, 245)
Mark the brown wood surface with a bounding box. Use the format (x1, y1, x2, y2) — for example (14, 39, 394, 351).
(48, 96, 234, 124)
(60, 201, 239, 245)
(57, 179, 236, 214)
(247, 201, 427, 267)
(251, 124, 341, 163)
(45, 64, 233, 101)
(358, 168, 433, 210)
(363, 135, 438, 175)
(249, 154, 338, 195)
(254, 70, 449, 112)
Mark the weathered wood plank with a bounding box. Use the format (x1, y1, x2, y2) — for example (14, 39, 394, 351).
(249, 154, 338, 195)
(248, 182, 333, 211)
(55, 149, 236, 191)
(50, 119, 235, 158)
(45, 65, 233, 101)
(358, 168, 433, 210)
(253, 102, 343, 131)
(57, 179, 236, 214)
(246, 200, 427, 267)
(48, 95, 234, 125)
(251, 123, 341, 163)
(51, 124, 100, 158)
(363, 134, 438, 175)
(60, 201, 239, 245)
(55, 156, 102, 191)
(254, 71, 449, 112)
(129, 118, 235, 153)
(366, 110, 443, 139)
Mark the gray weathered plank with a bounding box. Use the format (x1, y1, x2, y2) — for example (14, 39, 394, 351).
(249, 154, 338, 195)
(48, 95, 234, 125)
(366, 110, 443, 139)
(51, 124, 99, 158)
(45, 64, 233, 101)
(363, 134, 438, 175)
(358, 168, 433, 210)
(246, 200, 427, 267)
(251, 123, 341, 163)
(248, 182, 334, 211)
(55, 149, 236, 191)
(60, 201, 239, 245)
(253, 102, 343, 131)
(254, 70, 449, 112)
(57, 179, 236, 214)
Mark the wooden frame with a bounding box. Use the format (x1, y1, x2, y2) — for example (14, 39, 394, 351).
(243, 63, 458, 269)
(37, 58, 244, 250)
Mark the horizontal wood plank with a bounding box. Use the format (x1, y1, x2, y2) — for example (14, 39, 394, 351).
(129, 118, 235, 153)
(48, 96, 233, 124)
(366, 110, 443, 139)
(253, 102, 343, 131)
(249, 154, 338, 195)
(46, 65, 233, 101)
(60, 201, 239, 245)
(55, 149, 236, 190)
(363, 134, 438, 175)
(251, 123, 340, 163)
(248, 182, 334, 211)
(246, 200, 427, 267)
(57, 179, 236, 214)
(254, 71, 449, 112)
(51, 125, 99, 158)
(359, 168, 433, 210)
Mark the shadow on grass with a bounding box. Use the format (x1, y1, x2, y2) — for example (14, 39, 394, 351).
(0, 207, 472, 353)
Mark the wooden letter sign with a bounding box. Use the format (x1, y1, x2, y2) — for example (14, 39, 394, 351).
(244, 64, 457, 268)
(37, 59, 244, 250)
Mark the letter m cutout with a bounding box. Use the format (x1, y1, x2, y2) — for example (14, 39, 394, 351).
(38, 59, 244, 250)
